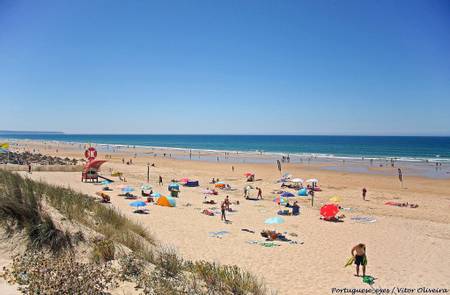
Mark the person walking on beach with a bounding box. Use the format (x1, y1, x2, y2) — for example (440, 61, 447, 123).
(257, 187, 263, 199)
(28, 163, 32, 174)
(362, 188, 367, 201)
(159, 175, 163, 186)
(398, 168, 403, 187)
(351, 243, 367, 277)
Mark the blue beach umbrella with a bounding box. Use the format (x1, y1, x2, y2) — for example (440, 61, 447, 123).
(129, 201, 147, 208)
(101, 180, 111, 185)
(280, 192, 295, 198)
(297, 188, 308, 197)
(265, 217, 285, 225)
(151, 192, 161, 198)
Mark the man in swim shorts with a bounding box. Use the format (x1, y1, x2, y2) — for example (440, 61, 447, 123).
(351, 243, 367, 277)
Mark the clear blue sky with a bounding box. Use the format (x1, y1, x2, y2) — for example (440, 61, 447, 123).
(1, 0, 449, 135)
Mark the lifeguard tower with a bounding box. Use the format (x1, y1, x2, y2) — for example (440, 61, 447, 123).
(81, 146, 107, 182)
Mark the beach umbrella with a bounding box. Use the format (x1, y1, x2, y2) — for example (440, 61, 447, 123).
(179, 177, 189, 183)
(273, 196, 288, 204)
(280, 191, 295, 198)
(168, 182, 180, 190)
(329, 196, 342, 203)
(265, 217, 285, 225)
(320, 204, 339, 219)
(291, 178, 304, 183)
(306, 178, 319, 183)
(129, 201, 147, 208)
(244, 185, 254, 190)
(297, 188, 308, 197)
(244, 172, 254, 177)
(121, 186, 134, 193)
(101, 180, 111, 185)
(151, 192, 161, 198)
(141, 184, 152, 190)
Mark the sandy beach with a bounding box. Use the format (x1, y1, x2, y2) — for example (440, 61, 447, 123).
(0, 140, 448, 294)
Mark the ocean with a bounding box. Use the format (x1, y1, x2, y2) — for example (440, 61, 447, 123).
(1, 134, 450, 162)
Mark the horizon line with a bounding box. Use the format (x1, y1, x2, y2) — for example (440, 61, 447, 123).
(1, 130, 450, 137)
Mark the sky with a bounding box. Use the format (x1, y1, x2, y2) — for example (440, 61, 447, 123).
(0, 0, 449, 135)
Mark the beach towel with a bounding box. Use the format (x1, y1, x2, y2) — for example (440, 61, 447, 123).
(385, 201, 401, 206)
(260, 242, 280, 247)
(202, 209, 214, 216)
(209, 231, 230, 238)
(351, 216, 377, 223)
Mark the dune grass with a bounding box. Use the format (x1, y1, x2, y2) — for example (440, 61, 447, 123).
(0, 170, 71, 253)
(0, 169, 154, 257)
(0, 169, 267, 294)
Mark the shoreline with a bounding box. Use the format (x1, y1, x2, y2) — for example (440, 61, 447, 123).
(5, 138, 450, 179)
(2, 136, 450, 162)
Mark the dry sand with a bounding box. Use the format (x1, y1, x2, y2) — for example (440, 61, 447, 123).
(2, 140, 450, 294)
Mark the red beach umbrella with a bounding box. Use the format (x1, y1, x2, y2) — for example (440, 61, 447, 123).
(320, 204, 339, 219)
(244, 172, 254, 177)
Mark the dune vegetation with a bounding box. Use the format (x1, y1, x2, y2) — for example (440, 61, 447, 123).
(0, 169, 266, 295)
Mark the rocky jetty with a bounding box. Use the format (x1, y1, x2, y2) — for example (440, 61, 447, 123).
(0, 151, 79, 165)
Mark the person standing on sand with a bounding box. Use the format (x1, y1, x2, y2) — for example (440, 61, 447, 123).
(257, 187, 263, 199)
(28, 163, 32, 174)
(159, 175, 163, 186)
(232, 166, 234, 172)
(351, 243, 367, 277)
(221, 200, 228, 222)
(362, 188, 367, 201)
(224, 195, 230, 210)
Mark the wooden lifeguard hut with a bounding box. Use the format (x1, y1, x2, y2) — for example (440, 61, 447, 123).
(81, 146, 107, 182)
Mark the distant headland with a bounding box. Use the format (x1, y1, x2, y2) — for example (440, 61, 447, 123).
(0, 130, 64, 135)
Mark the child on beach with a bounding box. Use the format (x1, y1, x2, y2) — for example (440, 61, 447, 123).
(362, 188, 367, 201)
(351, 243, 367, 277)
